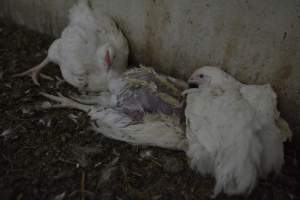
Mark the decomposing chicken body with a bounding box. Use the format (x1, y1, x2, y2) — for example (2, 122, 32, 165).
(42, 66, 188, 150)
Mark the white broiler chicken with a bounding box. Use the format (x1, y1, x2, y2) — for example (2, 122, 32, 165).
(41, 65, 188, 150)
(15, 0, 129, 93)
(184, 66, 286, 197)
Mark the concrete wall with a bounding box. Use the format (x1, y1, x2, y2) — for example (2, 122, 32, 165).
(0, 0, 300, 129)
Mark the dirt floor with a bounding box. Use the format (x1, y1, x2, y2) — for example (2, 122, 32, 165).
(0, 22, 299, 200)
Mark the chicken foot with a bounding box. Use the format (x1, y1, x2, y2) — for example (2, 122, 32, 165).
(14, 57, 52, 85)
(40, 92, 93, 112)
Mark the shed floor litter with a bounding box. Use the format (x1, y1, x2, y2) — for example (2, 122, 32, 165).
(0, 22, 299, 200)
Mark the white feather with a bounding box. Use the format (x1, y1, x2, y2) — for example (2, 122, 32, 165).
(240, 84, 284, 176)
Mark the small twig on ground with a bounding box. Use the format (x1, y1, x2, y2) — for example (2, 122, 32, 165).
(58, 157, 77, 166)
(81, 170, 86, 200)
(151, 159, 162, 167)
(130, 171, 143, 177)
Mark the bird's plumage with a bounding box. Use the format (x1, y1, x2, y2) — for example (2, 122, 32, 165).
(240, 84, 285, 176)
(185, 66, 285, 196)
(240, 84, 292, 142)
(110, 66, 185, 119)
(90, 66, 187, 150)
(50, 0, 129, 92)
(89, 108, 186, 150)
(16, 0, 129, 92)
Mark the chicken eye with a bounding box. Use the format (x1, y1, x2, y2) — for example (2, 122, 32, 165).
(199, 74, 204, 78)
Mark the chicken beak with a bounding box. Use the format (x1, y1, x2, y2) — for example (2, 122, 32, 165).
(188, 79, 198, 88)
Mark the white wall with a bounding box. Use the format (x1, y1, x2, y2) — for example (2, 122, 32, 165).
(1, 0, 300, 128)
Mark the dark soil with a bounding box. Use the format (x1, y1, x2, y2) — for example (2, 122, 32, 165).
(0, 22, 299, 200)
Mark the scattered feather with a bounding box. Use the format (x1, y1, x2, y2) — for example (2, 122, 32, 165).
(5, 83, 12, 88)
(139, 150, 153, 159)
(97, 157, 119, 187)
(53, 192, 66, 200)
(21, 107, 32, 114)
(1, 129, 12, 138)
(68, 113, 79, 123)
(40, 101, 52, 109)
(94, 161, 102, 168)
(47, 119, 52, 127)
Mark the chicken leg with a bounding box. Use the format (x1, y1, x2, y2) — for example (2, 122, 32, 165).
(14, 57, 51, 85)
(40, 92, 93, 112)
